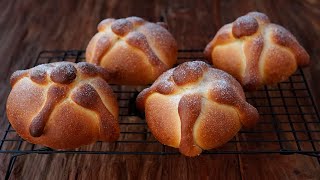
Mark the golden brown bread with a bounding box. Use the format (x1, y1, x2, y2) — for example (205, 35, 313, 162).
(86, 17, 178, 85)
(6, 62, 119, 149)
(204, 12, 310, 90)
(136, 61, 259, 156)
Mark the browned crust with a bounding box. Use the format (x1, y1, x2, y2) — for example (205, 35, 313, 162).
(136, 72, 177, 111)
(97, 18, 115, 31)
(6, 62, 119, 149)
(10, 70, 28, 86)
(178, 94, 202, 156)
(207, 78, 259, 128)
(246, 12, 270, 24)
(136, 61, 259, 156)
(125, 31, 168, 75)
(77, 62, 98, 76)
(71, 84, 119, 141)
(261, 46, 297, 85)
(209, 42, 246, 84)
(232, 15, 258, 38)
(50, 63, 77, 84)
(242, 34, 264, 89)
(136, 88, 151, 111)
(172, 61, 209, 86)
(144, 93, 181, 148)
(30, 65, 49, 84)
(29, 85, 68, 137)
(76, 62, 111, 81)
(269, 24, 310, 67)
(111, 18, 134, 36)
(204, 11, 310, 89)
(204, 24, 234, 61)
(194, 101, 241, 150)
(86, 33, 117, 65)
(126, 16, 145, 25)
(89, 78, 119, 118)
(86, 16, 177, 85)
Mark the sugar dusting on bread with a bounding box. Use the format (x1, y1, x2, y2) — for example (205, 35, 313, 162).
(86, 16, 177, 85)
(6, 62, 120, 149)
(232, 15, 259, 38)
(204, 11, 310, 90)
(137, 61, 259, 156)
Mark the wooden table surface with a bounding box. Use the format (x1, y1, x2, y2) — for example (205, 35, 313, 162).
(1, 0, 320, 179)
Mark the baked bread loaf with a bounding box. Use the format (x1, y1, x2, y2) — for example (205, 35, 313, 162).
(204, 12, 310, 90)
(86, 17, 178, 85)
(6, 62, 120, 149)
(136, 61, 259, 156)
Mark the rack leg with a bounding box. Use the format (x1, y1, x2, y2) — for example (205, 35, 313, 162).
(5, 155, 18, 180)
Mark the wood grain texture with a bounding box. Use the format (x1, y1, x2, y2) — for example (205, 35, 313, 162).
(0, 0, 319, 179)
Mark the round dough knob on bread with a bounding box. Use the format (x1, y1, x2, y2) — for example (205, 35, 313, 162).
(204, 12, 310, 90)
(136, 61, 259, 157)
(86, 17, 178, 85)
(6, 62, 120, 149)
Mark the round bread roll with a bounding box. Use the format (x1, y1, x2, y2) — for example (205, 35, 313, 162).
(86, 16, 178, 85)
(136, 61, 259, 157)
(204, 12, 310, 90)
(6, 62, 119, 149)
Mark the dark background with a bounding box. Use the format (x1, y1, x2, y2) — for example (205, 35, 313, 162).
(0, 0, 319, 179)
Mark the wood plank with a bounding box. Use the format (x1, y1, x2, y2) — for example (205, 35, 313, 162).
(0, 0, 319, 179)
(166, 0, 221, 49)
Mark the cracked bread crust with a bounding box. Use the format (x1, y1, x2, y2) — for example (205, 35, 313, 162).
(86, 16, 178, 85)
(6, 62, 119, 149)
(136, 61, 259, 156)
(204, 12, 310, 90)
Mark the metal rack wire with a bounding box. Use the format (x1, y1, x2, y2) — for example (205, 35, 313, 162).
(1, 49, 320, 178)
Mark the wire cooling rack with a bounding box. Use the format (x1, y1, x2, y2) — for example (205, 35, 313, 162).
(1, 49, 320, 177)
